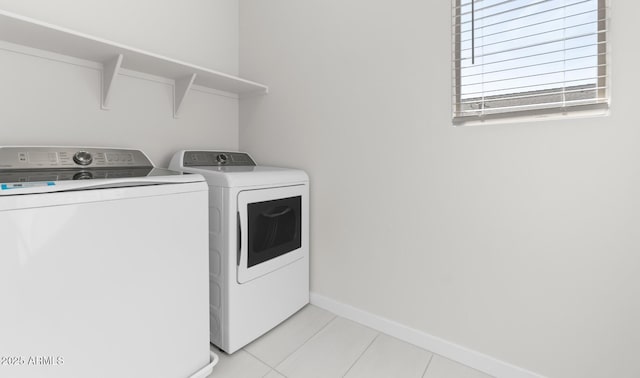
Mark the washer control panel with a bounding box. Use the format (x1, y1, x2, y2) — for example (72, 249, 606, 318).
(0, 147, 152, 169)
(183, 151, 256, 167)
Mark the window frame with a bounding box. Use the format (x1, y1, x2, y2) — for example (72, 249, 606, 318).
(452, 0, 609, 125)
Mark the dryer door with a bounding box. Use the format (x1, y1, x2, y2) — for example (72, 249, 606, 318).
(237, 185, 306, 284)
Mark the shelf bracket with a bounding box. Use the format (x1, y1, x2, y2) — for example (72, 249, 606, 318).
(101, 54, 123, 110)
(174, 73, 197, 118)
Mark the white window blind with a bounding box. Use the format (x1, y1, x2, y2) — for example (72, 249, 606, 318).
(452, 0, 609, 124)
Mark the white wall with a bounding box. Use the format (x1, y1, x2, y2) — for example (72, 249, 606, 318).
(239, 1, 640, 377)
(0, 0, 238, 74)
(0, 0, 240, 166)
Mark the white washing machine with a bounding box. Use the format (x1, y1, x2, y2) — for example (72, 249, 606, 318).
(170, 150, 309, 354)
(0, 147, 217, 378)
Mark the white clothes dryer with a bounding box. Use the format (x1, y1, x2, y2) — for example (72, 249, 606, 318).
(169, 150, 309, 354)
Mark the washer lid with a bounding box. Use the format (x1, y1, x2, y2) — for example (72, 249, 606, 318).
(0, 168, 204, 195)
(0, 147, 204, 195)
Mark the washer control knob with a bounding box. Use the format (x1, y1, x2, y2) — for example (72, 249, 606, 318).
(73, 151, 93, 166)
(216, 154, 228, 164)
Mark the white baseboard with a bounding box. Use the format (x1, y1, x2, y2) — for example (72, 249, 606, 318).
(310, 292, 545, 378)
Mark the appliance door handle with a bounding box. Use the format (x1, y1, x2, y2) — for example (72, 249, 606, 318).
(261, 207, 292, 218)
(237, 212, 241, 266)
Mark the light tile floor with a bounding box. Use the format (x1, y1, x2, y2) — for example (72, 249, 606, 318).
(207, 305, 494, 378)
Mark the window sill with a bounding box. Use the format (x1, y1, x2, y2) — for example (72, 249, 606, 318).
(452, 103, 610, 127)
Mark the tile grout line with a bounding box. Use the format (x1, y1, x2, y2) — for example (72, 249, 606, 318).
(243, 348, 278, 373)
(421, 353, 435, 378)
(341, 332, 380, 378)
(269, 313, 339, 370)
(273, 370, 288, 378)
(260, 368, 288, 378)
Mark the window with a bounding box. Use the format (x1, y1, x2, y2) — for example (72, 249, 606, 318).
(452, 0, 609, 124)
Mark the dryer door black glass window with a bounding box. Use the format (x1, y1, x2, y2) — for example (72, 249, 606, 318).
(247, 196, 301, 268)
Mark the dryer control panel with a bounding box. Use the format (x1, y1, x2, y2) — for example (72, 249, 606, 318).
(183, 151, 256, 167)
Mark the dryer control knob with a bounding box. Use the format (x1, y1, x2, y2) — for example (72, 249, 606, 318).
(216, 154, 228, 164)
(73, 151, 93, 166)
